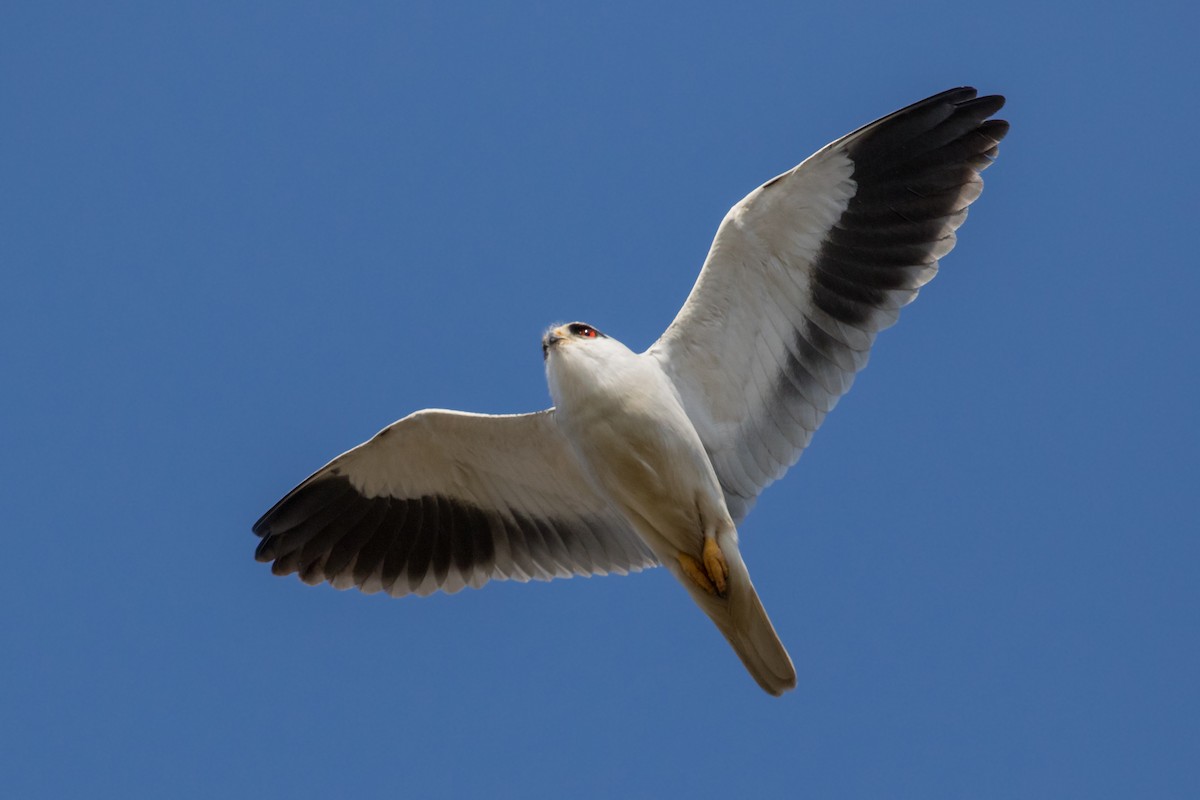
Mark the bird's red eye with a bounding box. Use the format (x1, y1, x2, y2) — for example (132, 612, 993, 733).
(569, 323, 599, 339)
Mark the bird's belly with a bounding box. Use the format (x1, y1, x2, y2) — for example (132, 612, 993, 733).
(561, 401, 727, 554)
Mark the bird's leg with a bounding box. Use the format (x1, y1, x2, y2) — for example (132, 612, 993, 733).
(702, 535, 728, 596)
(676, 534, 729, 598)
(676, 552, 717, 595)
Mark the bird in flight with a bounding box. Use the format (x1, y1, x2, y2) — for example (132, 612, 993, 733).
(253, 87, 1008, 696)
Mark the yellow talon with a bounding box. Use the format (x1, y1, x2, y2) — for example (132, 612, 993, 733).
(678, 539, 729, 597)
(702, 536, 728, 595)
(677, 552, 717, 595)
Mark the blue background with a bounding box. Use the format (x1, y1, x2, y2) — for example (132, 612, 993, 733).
(3, 1, 1197, 797)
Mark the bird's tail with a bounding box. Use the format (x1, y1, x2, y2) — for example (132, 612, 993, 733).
(669, 536, 797, 696)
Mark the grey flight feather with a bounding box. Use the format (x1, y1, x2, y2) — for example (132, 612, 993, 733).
(253, 409, 657, 598)
(649, 87, 1008, 522)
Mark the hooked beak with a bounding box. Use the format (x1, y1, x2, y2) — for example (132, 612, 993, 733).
(542, 327, 565, 361)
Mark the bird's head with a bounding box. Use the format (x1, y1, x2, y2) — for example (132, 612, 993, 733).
(542, 321, 637, 409)
(542, 322, 608, 361)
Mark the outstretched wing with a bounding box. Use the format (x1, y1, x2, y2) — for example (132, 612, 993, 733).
(648, 87, 1009, 522)
(253, 409, 658, 597)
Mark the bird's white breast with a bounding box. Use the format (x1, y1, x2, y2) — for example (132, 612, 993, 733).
(546, 338, 730, 555)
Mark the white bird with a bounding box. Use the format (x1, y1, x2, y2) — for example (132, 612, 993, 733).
(253, 87, 1008, 695)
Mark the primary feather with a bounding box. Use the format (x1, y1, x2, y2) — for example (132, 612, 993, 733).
(650, 87, 1008, 521)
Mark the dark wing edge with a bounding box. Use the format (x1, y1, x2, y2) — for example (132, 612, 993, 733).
(252, 409, 658, 598)
(652, 87, 1008, 522)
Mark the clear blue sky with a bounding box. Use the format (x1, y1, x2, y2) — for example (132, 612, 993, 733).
(2, 1, 1197, 797)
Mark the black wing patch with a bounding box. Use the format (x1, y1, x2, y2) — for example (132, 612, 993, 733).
(253, 474, 652, 596)
(809, 88, 1008, 328)
(719, 88, 1008, 522)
